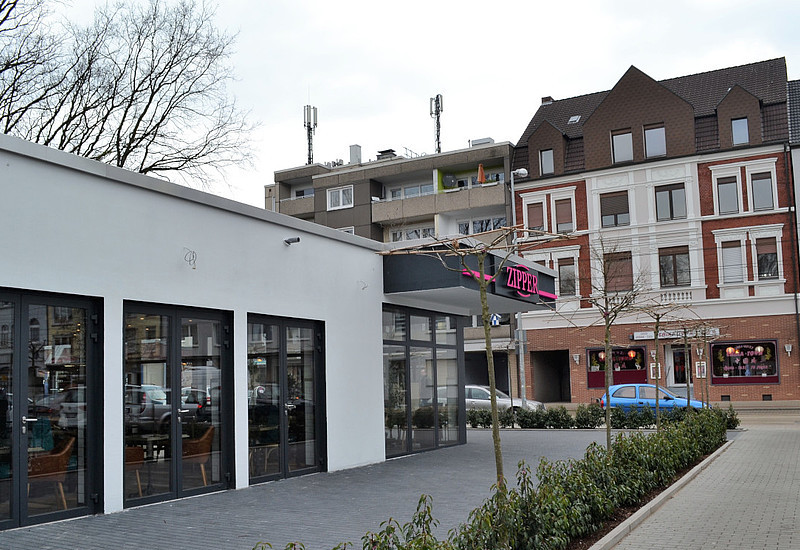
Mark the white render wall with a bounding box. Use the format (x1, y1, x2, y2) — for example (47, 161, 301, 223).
(0, 134, 386, 514)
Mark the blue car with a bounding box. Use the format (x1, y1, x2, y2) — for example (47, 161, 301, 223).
(599, 383, 704, 411)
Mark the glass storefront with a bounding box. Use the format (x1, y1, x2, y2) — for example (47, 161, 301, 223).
(123, 304, 230, 506)
(383, 307, 464, 457)
(0, 291, 101, 529)
(247, 316, 325, 483)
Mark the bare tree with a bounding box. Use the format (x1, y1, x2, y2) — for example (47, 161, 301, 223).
(635, 301, 693, 431)
(582, 236, 648, 449)
(0, 0, 64, 133)
(2, 0, 254, 184)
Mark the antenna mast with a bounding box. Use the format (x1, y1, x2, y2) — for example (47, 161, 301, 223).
(430, 94, 443, 154)
(304, 105, 318, 165)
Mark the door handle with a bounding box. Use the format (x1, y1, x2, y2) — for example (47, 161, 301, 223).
(21, 415, 38, 434)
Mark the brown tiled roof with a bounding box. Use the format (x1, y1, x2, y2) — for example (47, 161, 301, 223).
(515, 58, 788, 147)
(789, 80, 800, 144)
(660, 58, 787, 116)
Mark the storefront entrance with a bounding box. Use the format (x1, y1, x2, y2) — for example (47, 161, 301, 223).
(122, 303, 232, 506)
(0, 290, 102, 529)
(246, 316, 326, 483)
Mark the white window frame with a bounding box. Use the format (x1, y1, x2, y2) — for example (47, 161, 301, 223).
(523, 199, 548, 234)
(548, 187, 577, 234)
(709, 165, 743, 216)
(540, 149, 554, 175)
(731, 117, 749, 146)
(644, 125, 666, 158)
(748, 225, 785, 283)
(713, 229, 747, 286)
(612, 131, 633, 163)
(327, 185, 354, 211)
(389, 223, 435, 242)
(745, 160, 778, 213)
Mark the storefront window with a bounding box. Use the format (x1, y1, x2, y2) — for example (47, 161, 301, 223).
(383, 307, 463, 456)
(587, 346, 647, 388)
(712, 341, 777, 381)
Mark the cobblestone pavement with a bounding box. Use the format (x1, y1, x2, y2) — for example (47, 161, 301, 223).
(612, 415, 800, 550)
(0, 429, 606, 550)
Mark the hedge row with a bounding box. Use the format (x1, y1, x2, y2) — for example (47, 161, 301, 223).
(256, 408, 730, 550)
(468, 403, 740, 431)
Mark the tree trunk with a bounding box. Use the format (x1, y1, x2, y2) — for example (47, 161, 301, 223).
(478, 253, 504, 488)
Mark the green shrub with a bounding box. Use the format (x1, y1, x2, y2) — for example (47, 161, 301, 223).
(544, 406, 574, 429)
(723, 404, 740, 429)
(466, 409, 491, 428)
(499, 407, 516, 428)
(574, 403, 604, 429)
(516, 407, 546, 429)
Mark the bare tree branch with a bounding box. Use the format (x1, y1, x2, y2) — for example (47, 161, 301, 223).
(1, 0, 255, 186)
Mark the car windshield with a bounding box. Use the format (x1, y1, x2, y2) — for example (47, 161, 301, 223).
(495, 389, 510, 399)
(146, 388, 167, 403)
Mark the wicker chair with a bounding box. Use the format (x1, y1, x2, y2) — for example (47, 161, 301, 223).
(125, 446, 145, 497)
(28, 436, 75, 509)
(182, 426, 214, 486)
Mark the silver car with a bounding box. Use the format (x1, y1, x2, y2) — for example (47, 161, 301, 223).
(465, 384, 545, 411)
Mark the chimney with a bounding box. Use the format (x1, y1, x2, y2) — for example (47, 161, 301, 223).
(377, 149, 397, 160)
(349, 144, 362, 164)
(541, 96, 554, 105)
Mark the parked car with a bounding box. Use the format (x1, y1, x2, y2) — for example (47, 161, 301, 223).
(598, 383, 704, 411)
(57, 386, 87, 428)
(465, 384, 545, 411)
(125, 384, 198, 433)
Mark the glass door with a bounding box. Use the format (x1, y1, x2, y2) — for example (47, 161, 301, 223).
(0, 292, 100, 530)
(123, 305, 229, 506)
(247, 316, 324, 483)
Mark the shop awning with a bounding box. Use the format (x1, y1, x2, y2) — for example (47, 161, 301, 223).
(382, 248, 556, 316)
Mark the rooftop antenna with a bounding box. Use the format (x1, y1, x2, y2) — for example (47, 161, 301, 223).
(304, 105, 318, 165)
(430, 94, 443, 154)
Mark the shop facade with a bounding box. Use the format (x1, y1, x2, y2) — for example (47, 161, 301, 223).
(0, 134, 554, 529)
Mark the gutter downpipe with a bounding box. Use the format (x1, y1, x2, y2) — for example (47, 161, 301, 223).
(784, 142, 800, 369)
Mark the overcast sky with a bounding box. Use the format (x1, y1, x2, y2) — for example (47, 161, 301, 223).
(64, 0, 800, 207)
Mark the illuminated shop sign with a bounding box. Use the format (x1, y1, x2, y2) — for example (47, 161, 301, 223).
(462, 261, 557, 304)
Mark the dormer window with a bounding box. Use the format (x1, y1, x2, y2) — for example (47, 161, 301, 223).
(732, 118, 749, 146)
(540, 149, 554, 175)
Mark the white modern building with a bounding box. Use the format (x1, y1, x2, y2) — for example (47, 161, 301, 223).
(0, 133, 552, 529)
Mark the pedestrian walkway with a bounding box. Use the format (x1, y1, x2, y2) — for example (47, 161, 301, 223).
(608, 416, 800, 550)
(0, 430, 605, 550)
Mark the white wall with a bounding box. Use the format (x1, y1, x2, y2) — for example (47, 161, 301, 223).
(0, 134, 386, 513)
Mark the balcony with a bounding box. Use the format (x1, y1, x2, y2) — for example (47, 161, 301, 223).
(372, 183, 506, 224)
(279, 196, 314, 218)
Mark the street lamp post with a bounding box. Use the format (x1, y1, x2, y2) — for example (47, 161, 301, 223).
(510, 167, 529, 407)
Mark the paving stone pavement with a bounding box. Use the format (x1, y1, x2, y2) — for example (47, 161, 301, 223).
(612, 418, 800, 550)
(0, 430, 607, 550)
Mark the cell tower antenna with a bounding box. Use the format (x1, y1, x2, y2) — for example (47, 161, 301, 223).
(430, 94, 443, 154)
(304, 105, 318, 165)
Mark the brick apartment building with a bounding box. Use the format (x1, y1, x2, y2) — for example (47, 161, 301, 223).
(513, 57, 800, 405)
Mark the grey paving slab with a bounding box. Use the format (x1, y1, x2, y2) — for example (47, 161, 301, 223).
(0, 429, 606, 550)
(612, 420, 800, 550)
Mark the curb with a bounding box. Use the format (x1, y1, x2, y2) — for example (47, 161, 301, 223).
(588, 438, 734, 550)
